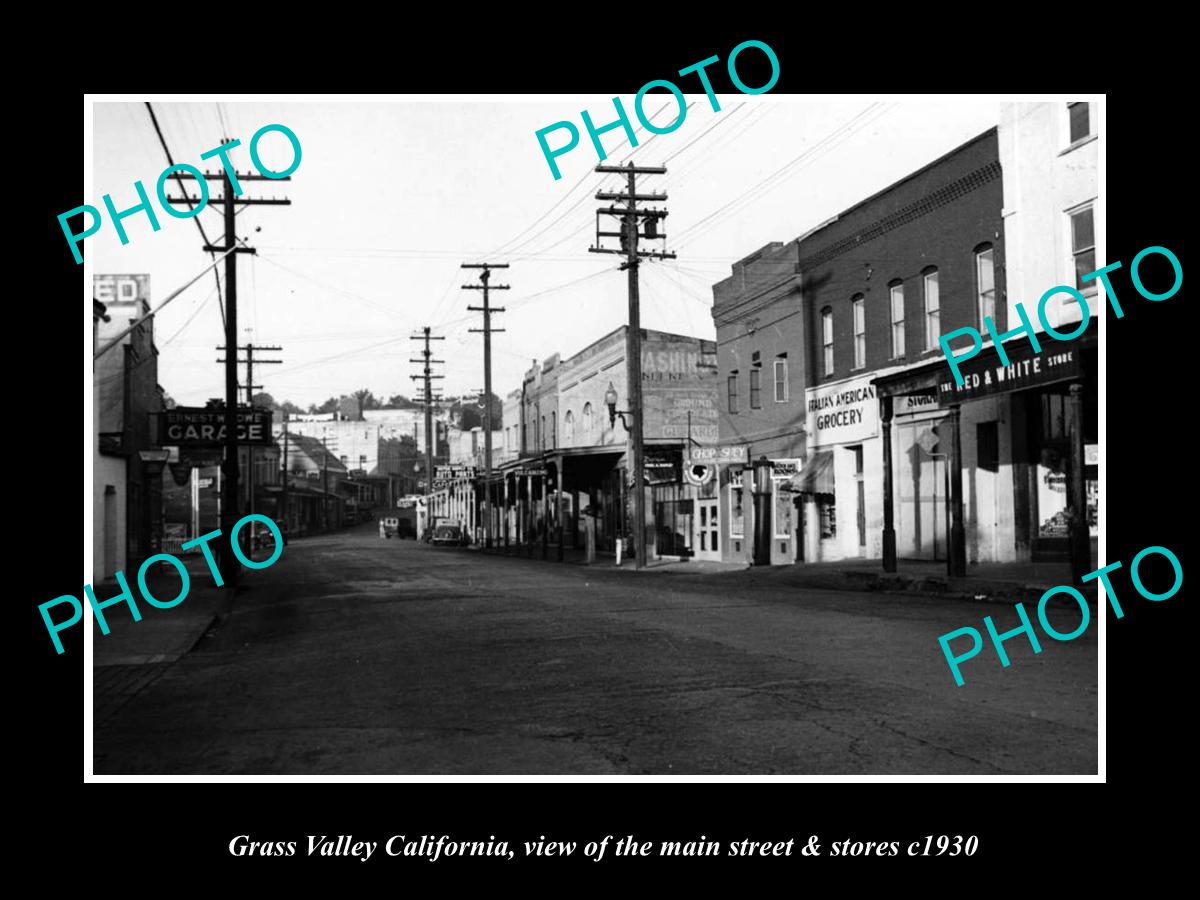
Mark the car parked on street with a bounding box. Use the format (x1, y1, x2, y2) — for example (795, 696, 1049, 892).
(431, 523, 468, 547)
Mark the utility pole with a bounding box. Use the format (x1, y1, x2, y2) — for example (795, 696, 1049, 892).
(464, 262, 509, 549)
(168, 160, 290, 584)
(216, 342, 283, 552)
(589, 162, 675, 570)
(410, 327, 445, 512)
(322, 428, 330, 531)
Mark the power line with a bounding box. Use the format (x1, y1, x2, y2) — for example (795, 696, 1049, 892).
(145, 101, 226, 330)
(673, 103, 893, 248)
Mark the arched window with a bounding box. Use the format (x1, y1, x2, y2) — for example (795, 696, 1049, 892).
(974, 243, 996, 328)
(550, 411, 556, 449)
(851, 294, 866, 369)
(564, 410, 575, 446)
(922, 266, 940, 351)
(541, 416, 547, 451)
(821, 307, 834, 376)
(888, 279, 905, 359)
(582, 402, 593, 440)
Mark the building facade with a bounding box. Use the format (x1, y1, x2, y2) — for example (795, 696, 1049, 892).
(489, 327, 719, 561)
(93, 274, 167, 584)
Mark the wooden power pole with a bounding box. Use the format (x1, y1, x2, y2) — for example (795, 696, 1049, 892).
(464, 262, 509, 549)
(167, 161, 290, 584)
(589, 163, 675, 570)
(410, 327, 445, 511)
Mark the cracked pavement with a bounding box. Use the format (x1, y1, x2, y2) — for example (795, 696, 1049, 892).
(93, 524, 1098, 775)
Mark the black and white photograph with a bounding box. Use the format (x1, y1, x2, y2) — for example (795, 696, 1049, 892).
(79, 90, 1108, 778)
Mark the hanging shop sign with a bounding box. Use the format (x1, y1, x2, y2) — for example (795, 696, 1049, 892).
(435, 464, 477, 481)
(513, 466, 547, 478)
(688, 444, 749, 465)
(644, 446, 681, 485)
(161, 407, 273, 445)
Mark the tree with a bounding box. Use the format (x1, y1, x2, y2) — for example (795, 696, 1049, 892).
(280, 400, 304, 417)
(251, 391, 278, 410)
(385, 394, 417, 409)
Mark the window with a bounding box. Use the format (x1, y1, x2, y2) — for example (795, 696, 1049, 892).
(727, 372, 739, 414)
(749, 367, 761, 409)
(582, 402, 593, 439)
(564, 410, 574, 446)
(729, 481, 745, 538)
(773, 487, 793, 539)
(975, 245, 996, 328)
(550, 411, 556, 449)
(818, 496, 836, 539)
(1068, 102, 1090, 144)
(541, 416, 547, 450)
(852, 295, 866, 369)
(923, 268, 940, 351)
(1070, 206, 1095, 291)
(889, 282, 905, 358)
(821, 307, 834, 376)
(774, 355, 788, 402)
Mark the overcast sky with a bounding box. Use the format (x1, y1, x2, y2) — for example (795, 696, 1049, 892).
(90, 97, 999, 409)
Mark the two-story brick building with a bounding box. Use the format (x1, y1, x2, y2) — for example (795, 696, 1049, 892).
(712, 128, 1012, 567)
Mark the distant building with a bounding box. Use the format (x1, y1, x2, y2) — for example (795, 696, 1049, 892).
(482, 327, 719, 560)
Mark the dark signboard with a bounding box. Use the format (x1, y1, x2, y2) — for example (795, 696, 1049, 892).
(161, 407, 273, 445)
(937, 344, 1084, 406)
(644, 446, 681, 485)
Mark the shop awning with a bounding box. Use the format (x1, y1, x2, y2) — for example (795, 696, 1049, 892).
(792, 450, 834, 495)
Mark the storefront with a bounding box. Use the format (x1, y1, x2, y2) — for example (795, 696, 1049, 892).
(874, 323, 1097, 577)
(799, 372, 882, 562)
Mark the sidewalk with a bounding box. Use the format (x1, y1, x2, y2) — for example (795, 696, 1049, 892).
(93, 553, 234, 668)
(474, 542, 1095, 603)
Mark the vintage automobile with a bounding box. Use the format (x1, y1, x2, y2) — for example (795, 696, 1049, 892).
(430, 523, 468, 547)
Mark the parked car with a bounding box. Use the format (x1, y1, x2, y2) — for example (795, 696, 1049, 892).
(431, 523, 468, 547)
(252, 519, 288, 550)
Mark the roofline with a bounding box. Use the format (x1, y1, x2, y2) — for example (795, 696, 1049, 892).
(792, 126, 999, 246)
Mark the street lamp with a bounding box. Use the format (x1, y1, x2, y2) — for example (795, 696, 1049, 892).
(604, 382, 632, 430)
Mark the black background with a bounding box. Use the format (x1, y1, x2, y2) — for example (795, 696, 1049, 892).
(22, 23, 1186, 886)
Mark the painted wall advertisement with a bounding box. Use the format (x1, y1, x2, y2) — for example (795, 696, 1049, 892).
(806, 375, 879, 447)
(641, 344, 720, 442)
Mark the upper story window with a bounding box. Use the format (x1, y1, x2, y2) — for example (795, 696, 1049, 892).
(851, 295, 866, 370)
(549, 411, 556, 449)
(889, 281, 905, 359)
(774, 355, 788, 402)
(727, 371, 739, 414)
(564, 410, 574, 446)
(923, 268, 940, 351)
(1068, 102, 1091, 144)
(582, 402, 593, 439)
(1070, 205, 1096, 291)
(821, 307, 834, 377)
(975, 244, 996, 328)
(749, 367, 762, 409)
(541, 416, 547, 450)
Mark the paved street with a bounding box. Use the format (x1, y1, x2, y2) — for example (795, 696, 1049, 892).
(94, 524, 1097, 775)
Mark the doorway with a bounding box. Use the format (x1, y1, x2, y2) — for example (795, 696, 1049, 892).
(694, 498, 720, 561)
